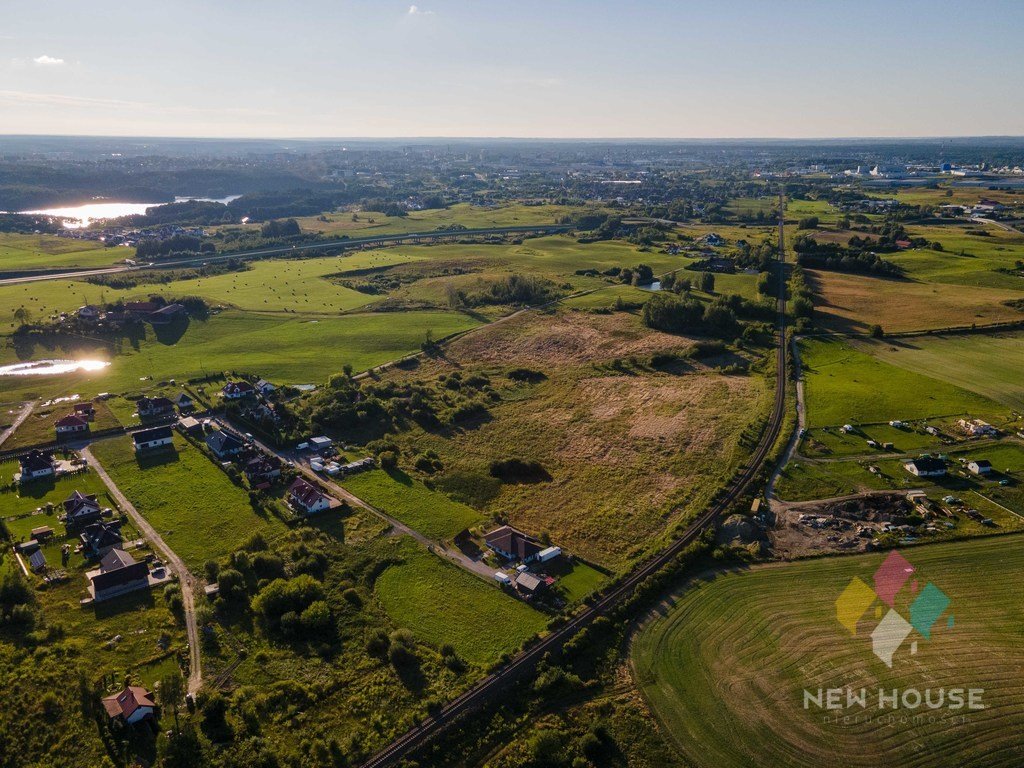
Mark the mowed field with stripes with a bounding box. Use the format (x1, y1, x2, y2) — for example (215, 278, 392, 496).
(631, 536, 1024, 768)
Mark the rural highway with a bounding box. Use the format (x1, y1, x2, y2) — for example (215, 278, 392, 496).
(357, 191, 792, 768)
(0, 224, 571, 287)
(81, 445, 204, 695)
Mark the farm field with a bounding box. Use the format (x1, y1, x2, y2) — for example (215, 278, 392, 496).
(374, 542, 549, 666)
(805, 269, 1022, 333)
(0, 232, 132, 272)
(852, 332, 1024, 411)
(0, 309, 482, 403)
(799, 337, 1009, 427)
(89, 434, 286, 570)
(341, 468, 483, 541)
(632, 536, 1024, 768)
(293, 202, 589, 237)
(378, 309, 771, 570)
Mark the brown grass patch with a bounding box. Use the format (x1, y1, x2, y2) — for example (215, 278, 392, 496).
(447, 310, 695, 367)
(807, 269, 1023, 333)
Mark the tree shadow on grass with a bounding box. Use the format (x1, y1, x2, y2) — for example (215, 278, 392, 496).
(393, 657, 428, 694)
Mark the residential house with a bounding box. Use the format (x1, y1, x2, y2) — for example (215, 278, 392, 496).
(77, 305, 101, 323)
(206, 429, 244, 458)
(968, 460, 993, 476)
(80, 520, 124, 559)
(101, 686, 156, 726)
(73, 402, 96, 422)
(55, 413, 90, 436)
(958, 419, 998, 437)
(286, 477, 331, 516)
(484, 525, 543, 563)
(255, 379, 276, 396)
(63, 490, 102, 530)
(903, 456, 947, 478)
(137, 396, 175, 419)
(222, 380, 256, 400)
(132, 425, 174, 452)
(87, 548, 150, 602)
(173, 391, 194, 411)
(244, 455, 282, 485)
(18, 450, 55, 483)
(124, 301, 161, 317)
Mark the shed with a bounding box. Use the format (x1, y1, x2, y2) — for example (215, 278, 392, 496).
(28, 549, 47, 572)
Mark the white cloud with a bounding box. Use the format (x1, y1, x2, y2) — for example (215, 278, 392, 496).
(407, 5, 434, 15)
(32, 55, 65, 66)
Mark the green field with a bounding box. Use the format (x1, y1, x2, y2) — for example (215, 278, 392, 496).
(800, 337, 1008, 428)
(0, 309, 482, 403)
(374, 542, 548, 666)
(632, 536, 1024, 767)
(0, 232, 132, 272)
(89, 434, 285, 569)
(853, 332, 1024, 411)
(341, 469, 483, 540)
(292, 202, 590, 237)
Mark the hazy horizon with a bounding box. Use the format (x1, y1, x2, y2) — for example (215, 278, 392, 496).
(3, 0, 1023, 139)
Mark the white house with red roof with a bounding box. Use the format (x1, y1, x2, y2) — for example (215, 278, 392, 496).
(222, 380, 256, 399)
(55, 413, 90, 436)
(101, 685, 156, 725)
(286, 477, 331, 516)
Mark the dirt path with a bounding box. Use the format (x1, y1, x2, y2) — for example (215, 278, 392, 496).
(0, 401, 35, 448)
(766, 336, 805, 501)
(81, 445, 203, 695)
(222, 421, 497, 581)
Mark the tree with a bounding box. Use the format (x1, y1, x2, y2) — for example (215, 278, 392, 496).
(869, 324, 885, 339)
(697, 271, 715, 293)
(798, 216, 820, 230)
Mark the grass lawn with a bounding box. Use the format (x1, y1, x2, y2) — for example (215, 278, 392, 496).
(800, 337, 1008, 428)
(774, 457, 907, 501)
(852, 332, 1024, 411)
(550, 559, 608, 604)
(89, 434, 286, 570)
(632, 536, 1024, 768)
(0, 467, 109, 522)
(374, 541, 548, 666)
(341, 468, 482, 540)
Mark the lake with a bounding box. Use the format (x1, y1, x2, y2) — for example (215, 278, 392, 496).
(0, 359, 110, 377)
(18, 194, 241, 228)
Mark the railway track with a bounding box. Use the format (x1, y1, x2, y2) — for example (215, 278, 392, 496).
(361, 194, 790, 768)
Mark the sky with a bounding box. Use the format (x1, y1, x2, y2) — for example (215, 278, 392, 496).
(2, 0, 1023, 139)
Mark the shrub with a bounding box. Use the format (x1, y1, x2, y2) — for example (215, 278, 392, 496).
(489, 459, 551, 483)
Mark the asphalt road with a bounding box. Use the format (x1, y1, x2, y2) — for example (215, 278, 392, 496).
(358, 192, 792, 768)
